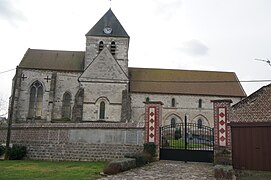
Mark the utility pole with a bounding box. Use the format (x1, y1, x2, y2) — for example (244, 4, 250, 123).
(5, 66, 18, 160)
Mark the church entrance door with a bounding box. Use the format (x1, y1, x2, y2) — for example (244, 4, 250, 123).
(159, 116, 214, 162)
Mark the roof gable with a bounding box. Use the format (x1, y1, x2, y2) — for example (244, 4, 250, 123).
(232, 83, 271, 109)
(86, 9, 129, 38)
(79, 48, 128, 83)
(231, 83, 271, 122)
(128, 67, 246, 97)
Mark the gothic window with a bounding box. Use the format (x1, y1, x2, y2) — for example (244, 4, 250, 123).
(99, 101, 105, 119)
(171, 118, 176, 128)
(197, 118, 203, 128)
(28, 81, 43, 118)
(171, 98, 175, 107)
(98, 41, 104, 52)
(62, 92, 72, 119)
(198, 99, 202, 108)
(110, 41, 116, 55)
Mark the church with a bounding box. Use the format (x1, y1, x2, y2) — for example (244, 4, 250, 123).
(11, 9, 246, 128)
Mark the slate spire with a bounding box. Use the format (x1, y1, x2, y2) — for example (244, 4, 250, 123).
(86, 9, 129, 38)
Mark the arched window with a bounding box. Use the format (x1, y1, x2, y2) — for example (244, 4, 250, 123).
(62, 92, 72, 119)
(28, 81, 43, 118)
(146, 97, 150, 102)
(98, 41, 104, 52)
(99, 101, 105, 119)
(110, 41, 116, 55)
(197, 118, 203, 128)
(171, 98, 175, 107)
(198, 99, 202, 108)
(171, 118, 176, 128)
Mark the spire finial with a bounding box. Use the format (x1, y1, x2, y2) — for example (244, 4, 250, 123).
(109, 0, 112, 9)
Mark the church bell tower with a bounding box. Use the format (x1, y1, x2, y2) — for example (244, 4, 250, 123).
(79, 9, 130, 122)
(84, 9, 129, 76)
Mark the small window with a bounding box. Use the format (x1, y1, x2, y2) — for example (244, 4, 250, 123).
(171, 98, 175, 107)
(110, 41, 116, 55)
(198, 99, 202, 108)
(99, 101, 105, 119)
(146, 97, 150, 102)
(197, 119, 203, 128)
(98, 41, 104, 52)
(171, 118, 176, 128)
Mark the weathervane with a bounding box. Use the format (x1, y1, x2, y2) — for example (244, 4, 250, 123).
(254, 58, 271, 66)
(109, 0, 112, 8)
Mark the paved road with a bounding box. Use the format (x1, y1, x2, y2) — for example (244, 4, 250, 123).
(99, 160, 214, 180)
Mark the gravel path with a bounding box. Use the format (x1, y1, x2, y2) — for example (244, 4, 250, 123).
(99, 160, 214, 180)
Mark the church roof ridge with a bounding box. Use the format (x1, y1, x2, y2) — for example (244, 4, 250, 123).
(26, 48, 85, 53)
(128, 67, 236, 74)
(86, 9, 129, 38)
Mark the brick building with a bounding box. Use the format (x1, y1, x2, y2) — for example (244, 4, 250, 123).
(229, 83, 271, 170)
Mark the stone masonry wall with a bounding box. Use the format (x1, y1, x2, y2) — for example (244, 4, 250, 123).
(0, 123, 144, 161)
(131, 93, 242, 127)
(14, 69, 81, 122)
(85, 36, 129, 75)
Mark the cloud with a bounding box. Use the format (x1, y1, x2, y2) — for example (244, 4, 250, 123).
(0, 0, 26, 25)
(179, 40, 209, 56)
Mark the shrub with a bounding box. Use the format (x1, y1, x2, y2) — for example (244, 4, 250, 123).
(103, 158, 136, 175)
(125, 152, 152, 167)
(143, 143, 156, 157)
(0, 145, 5, 156)
(9, 144, 27, 160)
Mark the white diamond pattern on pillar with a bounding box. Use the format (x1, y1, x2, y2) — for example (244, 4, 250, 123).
(218, 108, 226, 146)
(149, 107, 155, 143)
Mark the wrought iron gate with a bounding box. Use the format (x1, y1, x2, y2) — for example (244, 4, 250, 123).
(160, 117, 214, 162)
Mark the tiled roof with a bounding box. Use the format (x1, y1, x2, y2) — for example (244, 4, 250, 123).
(129, 67, 246, 97)
(18, 49, 246, 97)
(19, 49, 84, 71)
(86, 9, 129, 38)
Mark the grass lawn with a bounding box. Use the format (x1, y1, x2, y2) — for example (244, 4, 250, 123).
(236, 170, 271, 180)
(169, 139, 212, 149)
(0, 160, 106, 180)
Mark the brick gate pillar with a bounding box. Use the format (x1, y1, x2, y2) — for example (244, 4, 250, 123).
(211, 99, 233, 166)
(144, 101, 163, 158)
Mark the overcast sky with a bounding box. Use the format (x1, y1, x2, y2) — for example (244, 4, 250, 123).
(0, 0, 271, 115)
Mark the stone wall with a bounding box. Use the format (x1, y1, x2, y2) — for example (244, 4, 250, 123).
(0, 123, 144, 161)
(13, 69, 81, 122)
(85, 36, 129, 75)
(81, 83, 128, 122)
(131, 93, 242, 127)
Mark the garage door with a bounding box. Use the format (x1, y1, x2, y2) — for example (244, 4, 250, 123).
(231, 122, 271, 171)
